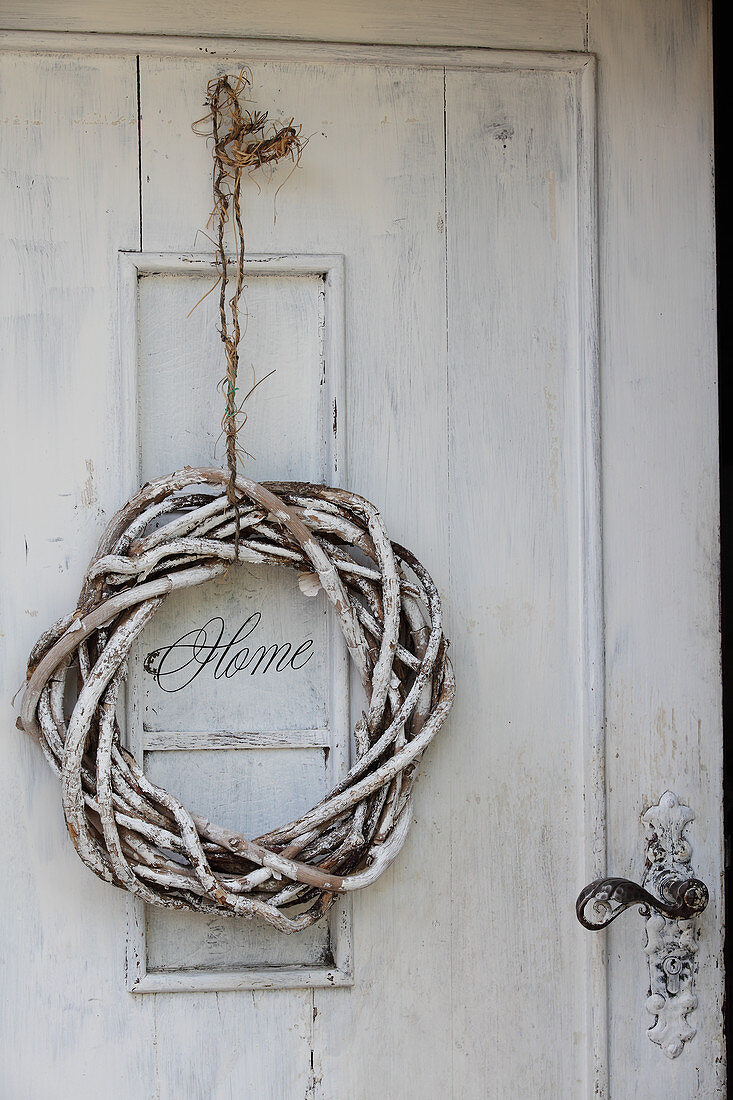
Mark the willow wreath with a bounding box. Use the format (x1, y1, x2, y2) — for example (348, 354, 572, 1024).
(18, 467, 455, 932)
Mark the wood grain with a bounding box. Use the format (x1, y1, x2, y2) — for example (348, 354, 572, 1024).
(589, 0, 724, 1095)
(0, 0, 587, 51)
(0, 48, 153, 1100)
(0, 13, 722, 1097)
(445, 64, 598, 1098)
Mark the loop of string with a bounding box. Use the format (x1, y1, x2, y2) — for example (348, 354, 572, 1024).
(197, 70, 304, 550)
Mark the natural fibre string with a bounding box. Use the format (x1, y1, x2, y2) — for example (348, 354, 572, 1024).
(197, 70, 304, 550)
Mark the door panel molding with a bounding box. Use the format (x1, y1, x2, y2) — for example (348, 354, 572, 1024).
(0, 28, 591, 71)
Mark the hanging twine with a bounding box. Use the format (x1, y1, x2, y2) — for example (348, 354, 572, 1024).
(199, 71, 304, 550)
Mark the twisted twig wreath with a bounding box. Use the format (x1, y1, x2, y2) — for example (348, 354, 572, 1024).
(18, 467, 455, 932)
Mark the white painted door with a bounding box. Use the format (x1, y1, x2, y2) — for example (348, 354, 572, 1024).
(0, 4, 722, 1097)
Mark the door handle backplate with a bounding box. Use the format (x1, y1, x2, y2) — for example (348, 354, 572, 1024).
(576, 791, 708, 1059)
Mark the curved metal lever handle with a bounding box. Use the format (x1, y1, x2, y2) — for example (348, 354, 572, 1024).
(576, 873, 709, 930)
(577, 793, 708, 1059)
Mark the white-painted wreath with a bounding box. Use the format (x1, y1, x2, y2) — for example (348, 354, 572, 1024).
(19, 467, 455, 932)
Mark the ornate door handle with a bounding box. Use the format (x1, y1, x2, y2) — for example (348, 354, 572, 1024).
(576, 872, 708, 930)
(576, 791, 709, 1059)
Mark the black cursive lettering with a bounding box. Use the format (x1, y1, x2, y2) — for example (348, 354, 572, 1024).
(290, 639, 314, 670)
(144, 614, 315, 692)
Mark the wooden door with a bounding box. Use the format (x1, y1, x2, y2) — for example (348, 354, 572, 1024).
(0, 4, 722, 1096)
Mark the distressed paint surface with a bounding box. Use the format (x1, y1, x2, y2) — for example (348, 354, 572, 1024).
(0, 50, 160, 1100)
(136, 271, 325, 483)
(0, 8, 722, 1099)
(0, 0, 587, 51)
(136, 51, 454, 1092)
(445, 65, 594, 1097)
(589, 0, 724, 1094)
(138, 565, 330, 735)
(143, 747, 332, 975)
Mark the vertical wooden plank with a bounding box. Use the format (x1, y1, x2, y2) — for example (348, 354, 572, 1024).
(446, 66, 594, 1096)
(574, 57, 609, 1100)
(140, 52, 451, 1097)
(150, 990, 316, 1099)
(588, 1, 724, 1094)
(0, 50, 157, 1098)
(135, 56, 320, 1088)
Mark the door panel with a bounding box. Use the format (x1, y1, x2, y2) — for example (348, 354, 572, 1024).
(122, 248, 351, 989)
(0, 50, 159, 1099)
(589, 1, 724, 1094)
(0, 10, 722, 1097)
(445, 65, 598, 1096)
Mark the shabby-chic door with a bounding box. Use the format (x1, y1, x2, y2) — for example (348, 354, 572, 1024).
(0, 3, 722, 1097)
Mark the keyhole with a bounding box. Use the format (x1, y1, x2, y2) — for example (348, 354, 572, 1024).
(662, 955, 682, 995)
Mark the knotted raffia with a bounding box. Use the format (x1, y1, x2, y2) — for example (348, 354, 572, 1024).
(198, 71, 304, 551)
(18, 468, 455, 932)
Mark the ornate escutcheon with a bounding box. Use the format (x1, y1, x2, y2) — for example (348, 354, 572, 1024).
(576, 791, 708, 1059)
